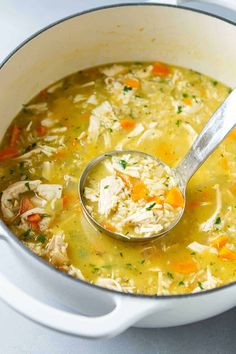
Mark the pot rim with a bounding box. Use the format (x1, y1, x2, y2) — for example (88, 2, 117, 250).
(1, 2, 236, 300)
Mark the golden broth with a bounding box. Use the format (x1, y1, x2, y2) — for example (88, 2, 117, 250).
(0, 62, 235, 295)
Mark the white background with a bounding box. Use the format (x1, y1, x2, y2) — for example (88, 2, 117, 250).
(0, 1, 236, 353)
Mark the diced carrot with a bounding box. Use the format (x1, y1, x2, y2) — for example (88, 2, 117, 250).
(63, 194, 77, 209)
(54, 150, 66, 159)
(124, 78, 140, 88)
(27, 213, 41, 223)
(131, 182, 149, 202)
(0, 147, 19, 160)
(219, 246, 236, 260)
(211, 235, 229, 249)
(20, 197, 34, 214)
(171, 261, 198, 274)
(117, 172, 133, 189)
(37, 125, 46, 137)
(147, 196, 164, 205)
(183, 97, 192, 106)
(165, 187, 185, 208)
(227, 127, 236, 140)
(103, 223, 116, 232)
(152, 62, 170, 77)
(10, 124, 21, 147)
(120, 119, 136, 130)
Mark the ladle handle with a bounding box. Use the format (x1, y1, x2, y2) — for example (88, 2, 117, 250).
(175, 88, 236, 185)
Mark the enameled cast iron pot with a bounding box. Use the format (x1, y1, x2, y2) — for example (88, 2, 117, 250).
(0, 0, 236, 339)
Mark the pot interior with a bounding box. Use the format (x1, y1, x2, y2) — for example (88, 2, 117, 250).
(0, 4, 236, 140)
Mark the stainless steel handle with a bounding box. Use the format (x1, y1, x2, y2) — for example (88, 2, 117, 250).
(175, 88, 236, 185)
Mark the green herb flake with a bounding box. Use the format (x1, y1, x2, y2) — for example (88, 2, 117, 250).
(120, 252, 123, 257)
(211, 80, 218, 86)
(215, 217, 221, 225)
(177, 106, 183, 114)
(146, 202, 156, 211)
(178, 281, 185, 286)
(123, 86, 132, 93)
(198, 281, 204, 290)
(119, 159, 127, 170)
(167, 272, 174, 279)
(21, 229, 31, 240)
(140, 259, 145, 264)
(182, 93, 188, 98)
(176, 119, 182, 127)
(104, 185, 109, 189)
(37, 234, 46, 243)
(191, 252, 196, 255)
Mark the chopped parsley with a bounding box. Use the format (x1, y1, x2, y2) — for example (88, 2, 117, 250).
(21, 229, 31, 240)
(37, 234, 46, 243)
(167, 272, 174, 279)
(176, 119, 182, 127)
(104, 185, 109, 189)
(140, 259, 145, 264)
(123, 86, 132, 93)
(177, 105, 183, 114)
(120, 252, 123, 257)
(146, 202, 156, 211)
(215, 217, 221, 225)
(182, 93, 188, 98)
(119, 159, 127, 170)
(211, 80, 218, 86)
(198, 281, 204, 290)
(178, 281, 185, 286)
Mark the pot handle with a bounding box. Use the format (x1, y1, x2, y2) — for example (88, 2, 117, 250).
(0, 269, 166, 338)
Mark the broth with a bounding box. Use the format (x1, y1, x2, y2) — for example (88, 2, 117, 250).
(0, 61, 235, 295)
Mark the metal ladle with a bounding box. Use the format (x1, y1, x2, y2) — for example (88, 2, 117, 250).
(79, 88, 236, 242)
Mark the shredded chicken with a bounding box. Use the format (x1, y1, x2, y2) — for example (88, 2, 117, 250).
(46, 232, 68, 266)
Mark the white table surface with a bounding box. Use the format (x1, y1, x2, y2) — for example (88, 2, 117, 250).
(0, 1, 236, 353)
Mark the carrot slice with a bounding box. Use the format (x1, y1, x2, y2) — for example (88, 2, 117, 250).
(131, 182, 149, 202)
(0, 147, 19, 160)
(171, 261, 198, 274)
(10, 124, 21, 147)
(183, 97, 192, 106)
(147, 196, 164, 205)
(20, 197, 34, 214)
(219, 246, 236, 260)
(152, 62, 170, 77)
(63, 194, 77, 209)
(103, 223, 116, 232)
(165, 187, 185, 208)
(124, 78, 140, 88)
(37, 125, 46, 137)
(27, 213, 41, 223)
(211, 235, 229, 249)
(120, 119, 136, 130)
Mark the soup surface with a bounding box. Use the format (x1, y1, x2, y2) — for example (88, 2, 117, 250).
(0, 61, 235, 295)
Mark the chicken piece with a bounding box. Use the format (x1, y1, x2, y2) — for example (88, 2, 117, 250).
(98, 176, 124, 217)
(67, 265, 85, 280)
(37, 184, 62, 201)
(46, 231, 68, 266)
(1, 180, 42, 220)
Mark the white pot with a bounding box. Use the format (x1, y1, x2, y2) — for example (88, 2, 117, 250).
(0, 1, 236, 339)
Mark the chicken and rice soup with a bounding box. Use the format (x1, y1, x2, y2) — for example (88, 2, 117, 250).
(83, 152, 184, 238)
(0, 61, 235, 295)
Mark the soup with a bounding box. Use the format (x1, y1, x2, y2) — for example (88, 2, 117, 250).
(0, 61, 235, 295)
(83, 151, 184, 238)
